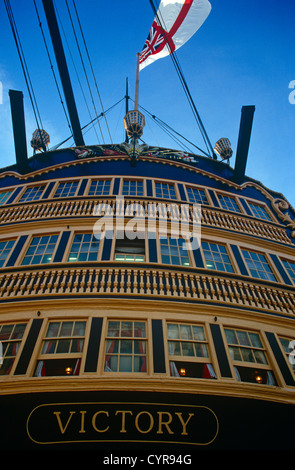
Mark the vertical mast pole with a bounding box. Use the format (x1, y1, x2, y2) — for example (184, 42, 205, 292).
(134, 52, 140, 111)
(42, 0, 84, 147)
(125, 77, 129, 143)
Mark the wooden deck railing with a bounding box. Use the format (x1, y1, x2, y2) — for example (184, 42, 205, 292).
(0, 197, 291, 244)
(0, 265, 294, 315)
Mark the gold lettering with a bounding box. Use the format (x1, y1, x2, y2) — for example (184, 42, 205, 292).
(156, 411, 173, 435)
(175, 412, 194, 435)
(135, 411, 154, 434)
(115, 410, 133, 433)
(53, 411, 75, 434)
(79, 411, 87, 434)
(92, 411, 109, 433)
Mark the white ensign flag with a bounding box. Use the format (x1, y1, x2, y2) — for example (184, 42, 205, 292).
(139, 0, 212, 70)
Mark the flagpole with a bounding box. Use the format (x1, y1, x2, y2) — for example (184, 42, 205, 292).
(134, 52, 140, 111)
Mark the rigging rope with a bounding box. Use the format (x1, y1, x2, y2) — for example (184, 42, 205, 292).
(134, 99, 210, 156)
(4, 0, 46, 148)
(72, 0, 113, 144)
(33, 0, 73, 138)
(49, 96, 125, 150)
(64, 0, 104, 144)
(148, 0, 216, 159)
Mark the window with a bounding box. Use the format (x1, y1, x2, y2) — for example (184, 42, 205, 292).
(88, 179, 111, 196)
(19, 185, 45, 202)
(53, 181, 79, 198)
(0, 323, 27, 375)
(34, 320, 86, 376)
(201, 242, 234, 273)
(67, 233, 101, 262)
(248, 202, 273, 221)
(241, 249, 276, 281)
(224, 328, 276, 385)
(217, 194, 241, 213)
(167, 323, 216, 379)
(278, 336, 295, 373)
(115, 236, 145, 262)
(160, 237, 190, 266)
(122, 180, 144, 196)
(0, 239, 15, 268)
(281, 259, 295, 284)
(21, 235, 58, 265)
(104, 320, 147, 373)
(155, 182, 177, 200)
(186, 187, 209, 205)
(0, 190, 13, 205)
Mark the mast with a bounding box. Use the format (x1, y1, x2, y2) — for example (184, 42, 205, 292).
(123, 54, 145, 163)
(42, 0, 85, 147)
(125, 78, 129, 143)
(134, 52, 140, 111)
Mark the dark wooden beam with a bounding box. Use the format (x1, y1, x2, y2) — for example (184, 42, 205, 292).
(9, 90, 29, 173)
(233, 105, 255, 183)
(42, 0, 85, 147)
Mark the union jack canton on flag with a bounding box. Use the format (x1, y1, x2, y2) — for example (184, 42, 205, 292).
(139, 0, 212, 71)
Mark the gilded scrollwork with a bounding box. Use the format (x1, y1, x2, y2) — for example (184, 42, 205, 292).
(241, 181, 295, 238)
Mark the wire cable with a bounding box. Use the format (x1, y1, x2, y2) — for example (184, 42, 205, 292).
(4, 0, 46, 148)
(33, 0, 73, 138)
(64, 0, 104, 143)
(148, 0, 216, 158)
(49, 96, 125, 150)
(72, 0, 113, 143)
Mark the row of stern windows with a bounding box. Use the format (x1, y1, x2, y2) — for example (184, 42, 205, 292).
(1, 230, 295, 285)
(0, 317, 294, 389)
(0, 178, 277, 223)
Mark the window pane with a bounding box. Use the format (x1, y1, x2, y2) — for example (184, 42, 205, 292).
(134, 340, 146, 354)
(107, 321, 120, 337)
(180, 325, 192, 340)
(0, 325, 13, 340)
(121, 322, 132, 337)
(237, 331, 251, 346)
(167, 324, 179, 339)
(73, 322, 86, 337)
(254, 350, 268, 364)
(42, 340, 57, 354)
(119, 356, 132, 372)
(192, 326, 205, 341)
(71, 339, 84, 353)
(46, 322, 60, 338)
(195, 343, 209, 358)
(56, 339, 71, 354)
(168, 341, 181, 355)
(106, 356, 118, 372)
(225, 329, 238, 344)
(11, 324, 26, 339)
(134, 356, 146, 372)
(59, 322, 73, 337)
(249, 333, 263, 348)
(106, 339, 118, 354)
(240, 348, 255, 363)
(120, 340, 132, 354)
(134, 322, 146, 338)
(229, 346, 242, 361)
(181, 342, 194, 356)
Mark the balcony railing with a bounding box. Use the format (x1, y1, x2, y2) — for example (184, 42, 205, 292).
(0, 197, 292, 244)
(0, 264, 294, 316)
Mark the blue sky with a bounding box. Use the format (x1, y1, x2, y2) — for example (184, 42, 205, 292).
(0, 0, 295, 204)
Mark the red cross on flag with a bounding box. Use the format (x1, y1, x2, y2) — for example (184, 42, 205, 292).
(139, 0, 212, 71)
